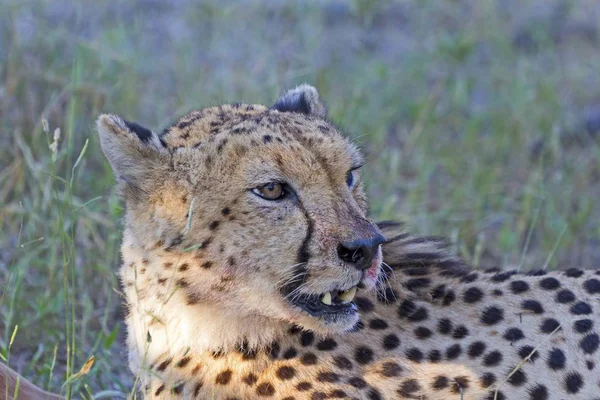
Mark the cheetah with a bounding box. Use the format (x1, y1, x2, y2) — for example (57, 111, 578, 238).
(2, 85, 600, 399)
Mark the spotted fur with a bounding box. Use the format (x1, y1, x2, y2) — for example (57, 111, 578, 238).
(5, 85, 596, 400)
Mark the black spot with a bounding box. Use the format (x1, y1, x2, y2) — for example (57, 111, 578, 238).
(243, 373, 258, 386)
(192, 381, 203, 397)
(377, 286, 398, 304)
(405, 348, 424, 363)
(367, 388, 382, 400)
(317, 371, 340, 383)
(483, 351, 503, 367)
(431, 284, 447, 301)
(276, 366, 296, 380)
(300, 352, 318, 365)
(300, 331, 314, 346)
(317, 338, 337, 351)
(492, 289, 504, 296)
(428, 349, 442, 363)
(463, 287, 485, 303)
(154, 384, 165, 396)
(528, 384, 548, 400)
(369, 318, 388, 330)
(405, 277, 431, 291)
(156, 358, 172, 372)
(398, 300, 428, 322)
(540, 318, 561, 334)
(208, 221, 220, 231)
(507, 368, 527, 386)
(398, 379, 421, 396)
(256, 382, 275, 396)
(481, 306, 504, 325)
(584, 278, 600, 294)
(329, 390, 347, 399)
(263, 135, 272, 143)
(296, 381, 312, 391)
(176, 356, 191, 368)
(579, 333, 599, 354)
(574, 319, 593, 333)
(348, 377, 367, 389)
(350, 319, 365, 332)
(539, 277, 561, 290)
(451, 376, 470, 394)
(215, 369, 232, 385)
(480, 373, 496, 388)
(446, 344, 462, 360)
(503, 328, 525, 342)
(461, 272, 479, 283)
(355, 297, 375, 313)
(565, 268, 584, 278)
(398, 300, 417, 318)
(487, 390, 506, 400)
(442, 290, 456, 306)
(171, 383, 184, 395)
(556, 289, 576, 303)
(586, 360, 595, 370)
(221, 207, 231, 216)
(432, 376, 449, 390)
(354, 346, 374, 364)
(438, 319, 453, 335)
(383, 334, 400, 350)
(124, 120, 153, 142)
(381, 362, 403, 377)
(268, 342, 280, 359)
(491, 271, 513, 282)
(518, 345, 539, 362)
(333, 355, 353, 370)
(414, 326, 432, 339)
(547, 348, 565, 370)
(571, 301, 592, 315)
(522, 300, 544, 314)
(468, 341, 486, 358)
(311, 391, 327, 400)
(453, 325, 469, 339)
(526, 269, 547, 276)
(282, 347, 298, 359)
(564, 372, 583, 394)
(510, 280, 530, 294)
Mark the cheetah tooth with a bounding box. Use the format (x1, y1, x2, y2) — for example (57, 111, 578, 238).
(321, 292, 332, 305)
(338, 286, 357, 303)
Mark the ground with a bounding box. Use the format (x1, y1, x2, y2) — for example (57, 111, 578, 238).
(1, 0, 600, 397)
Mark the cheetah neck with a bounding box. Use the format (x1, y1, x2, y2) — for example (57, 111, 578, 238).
(120, 232, 291, 372)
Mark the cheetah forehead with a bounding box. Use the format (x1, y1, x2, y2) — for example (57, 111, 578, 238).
(160, 103, 363, 172)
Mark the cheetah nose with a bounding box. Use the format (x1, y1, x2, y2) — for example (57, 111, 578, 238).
(337, 234, 385, 270)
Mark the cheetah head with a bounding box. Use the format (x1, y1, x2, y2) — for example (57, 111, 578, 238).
(98, 85, 383, 335)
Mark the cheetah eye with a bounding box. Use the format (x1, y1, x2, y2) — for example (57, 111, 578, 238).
(346, 170, 358, 188)
(252, 182, 286, 200)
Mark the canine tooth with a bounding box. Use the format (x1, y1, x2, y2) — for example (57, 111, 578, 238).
(321, 292, 332, 305)
(338, 286, 357, 302)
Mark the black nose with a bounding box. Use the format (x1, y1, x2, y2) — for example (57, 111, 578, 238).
(337, 234, 386, 270)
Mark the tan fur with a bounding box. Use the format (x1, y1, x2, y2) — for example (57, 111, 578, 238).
(4, 86, 599, 399)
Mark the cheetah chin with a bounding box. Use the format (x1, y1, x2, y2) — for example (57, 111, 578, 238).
(286, 247, 383, 327)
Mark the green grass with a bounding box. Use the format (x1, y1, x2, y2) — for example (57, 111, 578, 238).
(1, 0, 600, 397)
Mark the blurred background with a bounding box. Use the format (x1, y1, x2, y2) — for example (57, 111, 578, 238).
(1, 0, 600, 397)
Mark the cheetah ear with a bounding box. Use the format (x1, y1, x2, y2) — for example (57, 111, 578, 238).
(97, 114, 169, 201)
(272, 84, 327, 118)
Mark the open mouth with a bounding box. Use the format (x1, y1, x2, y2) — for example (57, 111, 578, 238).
(290, 285, 359, 318)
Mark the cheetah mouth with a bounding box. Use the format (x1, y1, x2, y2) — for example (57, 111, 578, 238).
(290, 286, 359, 318)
